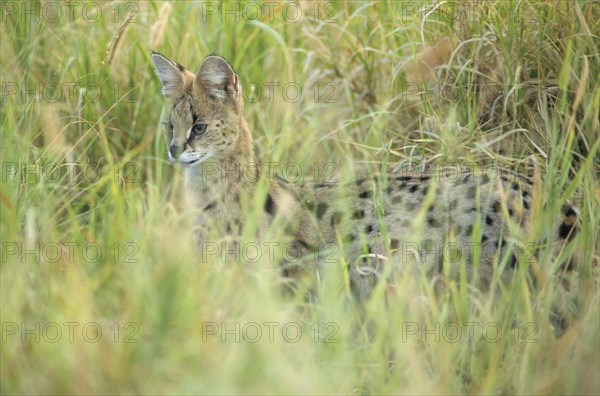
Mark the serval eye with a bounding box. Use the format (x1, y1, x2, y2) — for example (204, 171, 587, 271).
(193, 124, 207, 136)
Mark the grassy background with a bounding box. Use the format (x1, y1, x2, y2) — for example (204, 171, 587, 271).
(1, 0, 599, 394)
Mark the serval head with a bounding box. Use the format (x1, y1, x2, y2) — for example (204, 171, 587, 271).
(151, 53, 252, 167)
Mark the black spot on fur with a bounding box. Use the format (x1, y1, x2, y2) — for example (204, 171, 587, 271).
(481, 235, 488, 243)
(558, 222, 577, 240)
(486, 215, 494, 225)
(467, 185, 477, 199)
(330, 212, 342, 227)
(493, 200, 501, 213)
(353, 210, 365, 220)
(449, 199, 458, 210)
(359, 190, 372, 199)
(396, 176, 412, 182)
(204, 202, 216, 211)
(365, 224, 374, 234)
(316, 203, 328, 219)
(264, 194, 276, 215)
(390, 239, 400, 250)
(409, 185, 419, 193)
(464, 225, 473, 236)
(295, 239, 317, 252)
(523, 200, 530, 210)
(427, 216, 440, 228)
(509, 254, 518, 269)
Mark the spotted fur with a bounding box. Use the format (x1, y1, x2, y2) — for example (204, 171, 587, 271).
(152, 53, 580, 300)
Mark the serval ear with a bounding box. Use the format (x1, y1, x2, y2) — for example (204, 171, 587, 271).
(194, 55, 240, 104)
(151, 52, 190, 98)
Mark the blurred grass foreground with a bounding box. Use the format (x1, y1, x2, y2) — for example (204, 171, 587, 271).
(1, 1, 599, 395)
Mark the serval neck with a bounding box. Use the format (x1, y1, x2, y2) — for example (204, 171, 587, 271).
(185, 116, 257, 205)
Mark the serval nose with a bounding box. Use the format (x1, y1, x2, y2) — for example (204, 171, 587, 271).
(169, 144, 182, 160)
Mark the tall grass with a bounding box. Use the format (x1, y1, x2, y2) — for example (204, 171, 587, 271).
(1, 1, 598, 394)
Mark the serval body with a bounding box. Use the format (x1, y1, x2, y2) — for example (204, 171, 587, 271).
(151, 53, 579, 300)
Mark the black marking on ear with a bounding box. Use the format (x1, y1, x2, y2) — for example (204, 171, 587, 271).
(564, 207, 576, 218)
(265, 194, 276, 216)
